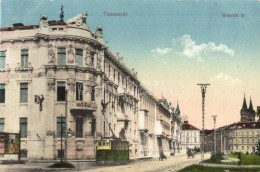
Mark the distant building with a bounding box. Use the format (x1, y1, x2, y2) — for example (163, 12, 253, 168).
(216, 122, 260, 154)
(240, 95, 256, 122)
(138, 86, 158, 158)
(204, 129, 214, 153)
(156, 98, 172, 156)
(182, 121, 200, 151)
(171, 102, 182, 155)
(204, 95, 259, 154)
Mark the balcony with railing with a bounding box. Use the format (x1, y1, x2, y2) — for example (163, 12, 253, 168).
(70, 101, 97, 116)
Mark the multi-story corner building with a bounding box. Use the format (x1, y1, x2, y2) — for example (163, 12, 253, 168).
(182, 121, 200, 152)
(0, 12, 141, 160)
(0, 11, 184, 160)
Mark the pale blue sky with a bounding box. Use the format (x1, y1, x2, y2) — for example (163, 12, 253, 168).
(1, 0, 260, 129)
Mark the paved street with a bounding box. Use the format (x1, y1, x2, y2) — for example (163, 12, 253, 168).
(0, 153, 210, 172)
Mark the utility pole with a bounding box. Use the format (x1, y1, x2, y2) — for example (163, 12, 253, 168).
(198, 83, 210, 161)
(212, 115, 217, 154)
(101, 100, 115, 138)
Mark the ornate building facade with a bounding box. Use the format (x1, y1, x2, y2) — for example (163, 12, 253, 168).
(170, 102, 183, 155)
(0, 12, 183, 160)
(138, 86, 158, 157)
(215, 122, 260, 154)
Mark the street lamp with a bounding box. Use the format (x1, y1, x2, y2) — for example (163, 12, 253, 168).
(212, 115, 217, 154)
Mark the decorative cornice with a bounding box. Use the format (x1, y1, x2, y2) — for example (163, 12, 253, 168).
(0, 68, 11, 72)
(34, 33, 103, 49)
(45, 65, 97, 74)
(14, 67, 33, 72)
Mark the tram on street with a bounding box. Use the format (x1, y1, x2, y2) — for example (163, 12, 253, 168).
(96, 137, 129, 165)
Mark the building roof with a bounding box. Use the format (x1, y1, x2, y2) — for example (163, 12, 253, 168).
(217, 121, 260, 131)
(248, 96, 255, 113)
(182, 121, 200, 130)
(48, 20, 67, 26)
(175, 101, 180, 115)
(204, 129, 214, 136)
(241, 94, 248, 112)
(0, 25, 39, 31)
(232, 121, 260, 130)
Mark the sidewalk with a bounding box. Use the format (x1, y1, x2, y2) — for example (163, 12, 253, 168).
(199, 162, 260, 168)
(0, 153, 196, 172)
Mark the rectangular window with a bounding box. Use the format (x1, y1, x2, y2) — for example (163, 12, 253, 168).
(122, 77, 125, 86)
(20, 83, 28, 103)
(108, 65, 111, 77)
(186, 137, 189, 143)
(118, 73, 120, 85)
(0, 118, 4, 132)
(104, 62, 106, 73)
(91, 86, 95, 101)
(57, 81, 66, 101)
(57, 48, 66, 65)
(91, 118, 96, 136)
(75, 49, 83, 67)
(90, 51, 94, 67)
(0, 51, 6, 69)
(0, 84, 5, 103)
(57, 117, 66, 137)
(113, 69, 116, 81)
(76, 117, 83, 138)
(21, 49, 28, 68)
(76, 82, 83, 101)
(20, 118, 27, 138)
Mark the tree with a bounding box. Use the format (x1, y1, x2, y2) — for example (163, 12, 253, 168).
(256, 140, 260, 155)
(237, 152, 242, 165)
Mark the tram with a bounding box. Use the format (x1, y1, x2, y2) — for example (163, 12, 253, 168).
(96, 137, 129, 165)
